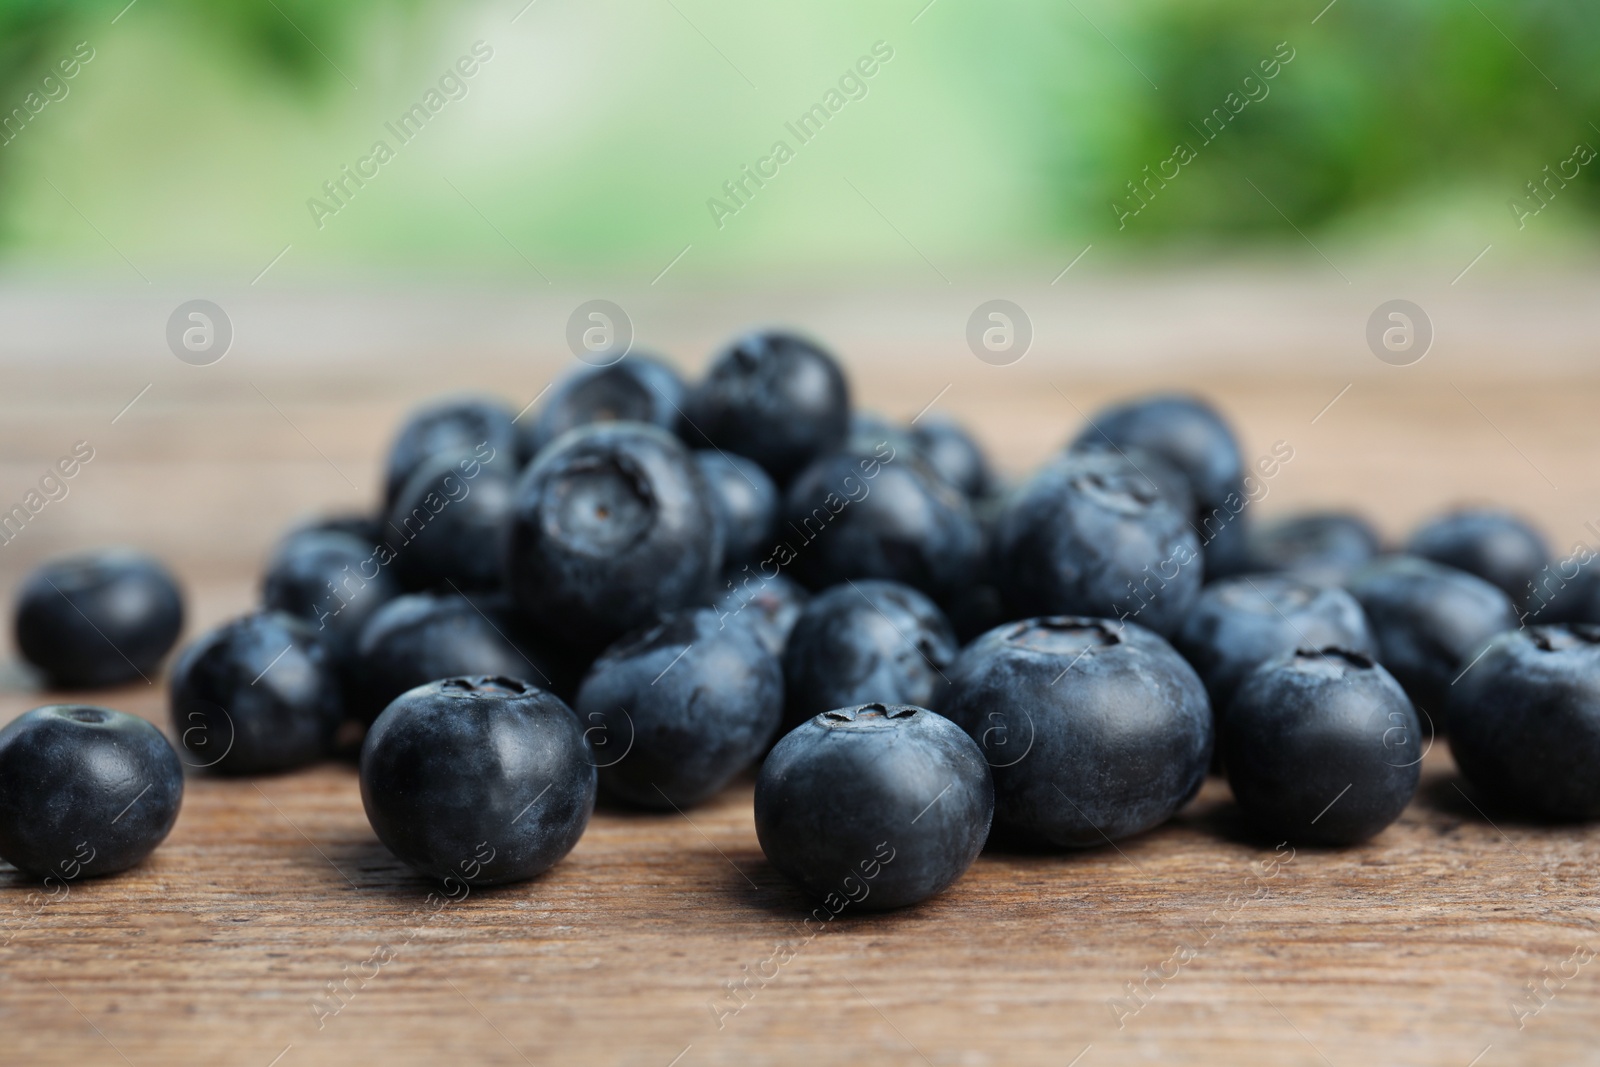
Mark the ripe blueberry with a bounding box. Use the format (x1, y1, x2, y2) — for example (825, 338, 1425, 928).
(909, 414, 994, 499)
(993, 451, 1202, 637)
(168, 611, 343, 774)
(504, 422, 722, 653)
(14, 550, 184, 689)
(1247, 511, 1382, 585)
(935, 617, 1211, 847)
(262, 530, 402, 662)
(361, 676, 596, 885)
(574, 607, 781, 808)
(1406, 507, 1550, 609)
(382, 394, 517, 506)
(0, 705, 183, 879)
(1448, 625, 1600, 821)
(783, 445, 983, 602)
(686, 329, 850, 485)
(1222, 648, 1421, 845)
(781, 580, 957, 737)
(713, 573, 809, 658)
(756, 703, 992, 910)
(520, 355, 687, 462)
(1345, 555, 1517, 726)
(385, 445, 516, 591)
(695, 450, 778, 568)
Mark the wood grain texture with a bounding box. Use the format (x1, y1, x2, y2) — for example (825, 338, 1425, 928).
(2, 284, 1599, 1066)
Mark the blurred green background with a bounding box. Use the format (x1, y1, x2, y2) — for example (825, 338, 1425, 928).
(1, 0, 1595, 278)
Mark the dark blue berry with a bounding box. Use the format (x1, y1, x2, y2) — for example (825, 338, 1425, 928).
(520, 355, 687, 462)
(695, 450, 778, 568)
(1247, 511, 1382, 584)
(384, 444, 515, 591)
(168, 611, 343, 774)
(686, 330, 850, 485)
(1406, 507, 1550, 609)
(1448, 625, 1600, 821)
(993, 452, 1202, 637)
(262, 530, 402, 662)
(14, 550, 184, 689)
(910, 414, 994, 499)
(574, 607, 781, 808)
(935, 617, 1211, 847)
(1222, 648, 1421, 845)
(360, 676, 596, 885)
(783, 445, 983, 602)
(1069, 393, 1244, 523)
(504, 423, 722, 653)
(354, 592, 571, 723)
(781, 580, 957, 737)
(0, 705, 183, 879)
(382, 394, 517, 506)
(1175, 575, 1375, 719)
(1345, 555, 1517, 726)
(756, 703, 992, 910)
(713, 573, 809, 658)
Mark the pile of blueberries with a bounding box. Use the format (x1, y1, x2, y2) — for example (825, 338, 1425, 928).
(5, 329, 1600, 911)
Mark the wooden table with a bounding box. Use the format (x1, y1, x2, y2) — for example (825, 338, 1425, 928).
(2, 277, 1598, 1065)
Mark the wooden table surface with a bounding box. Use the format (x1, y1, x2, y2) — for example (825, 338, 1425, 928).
(2, 277, 1598, 1066)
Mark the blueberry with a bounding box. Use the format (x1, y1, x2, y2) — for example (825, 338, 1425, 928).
(0, 705, 183, 879)
(713, 573, 809, 657)
(1535, 557, 1600, 626)
(168, 611, 343, 774)
(686, 329, 850, 484)
(1175, 575, 1376, 719)
(282, 511, 386, 550)
(695, 450, 778, 568)
(992, 451, 1202, 637)
(574, 608, 781, 808)
(910, 414, 994, 499)
(783, 445, 983, 602)
(1344, 555, 1518, 726)
(520, 355, 687, 462)
(847, 411, 920, 462)
(1247, 511, 1382, 584)
(1448, 625, 1600, 821)
(354, 592, 571, 724)
(756, 703, 992, 910)
(1065, 440, 1195, 519)
(262, 531, 402, 662)
(1222, 648, 1421, 845)
(781, 580, 957, 736)
(385, 445, 516, 591)
(361, 676, 596, 885)
(1406, 507, 1550, 609)
(13, 550, 184, 689)
(382, 394, 517, 506)
(934, 617, 1211, 847)
(504, 423, 722, 652)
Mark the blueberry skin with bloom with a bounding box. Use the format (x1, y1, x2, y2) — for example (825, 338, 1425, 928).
(1175, 575, 1376, 719)
(1069, 393, 1244, 520)
(354, 592, 572, 723)
(386, 445, 515, 592)
(1406, 507, 1550, 608)
(910, 415, 994, 499)
(993, 452, 1202, 637)
(934, 617, 1211, 847)
(1345, 555, 1518, 725)
(1247, 511, 1382, 584)
(784, 446, 984, 602)
(504, 422, 723, 654)
(756, 703, 992, 911)
(1222, 648, 1422, 845)
(520, 355, 687, 462)
(382, 394, 518, 506)
(361, 676, 596, 885)
(695, 450, 778, 568)
(686, 329, 851, 485)
(0, 705, 183, 879)
(781, 580, 958, 736)
(14, 550, 184, 689)
(262, 530, 403, 662)
(1448, 625, 1600, 820)
(713, 572, 809, 658)
(169, 612, 344, 774)
(1065, 440, 1195, 520)
(574, 608, 782, 808)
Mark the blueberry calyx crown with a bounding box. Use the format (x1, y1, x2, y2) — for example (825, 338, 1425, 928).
(1005, 616, 1124, 655)
(1291, 646, 1375, 669)
(821, 702, 918, 727)
(49, 705, 114, 724)
(438, 675, 533, 697)
(1070, 467, 1162, 514)
(1531, 624, 1600, 652)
